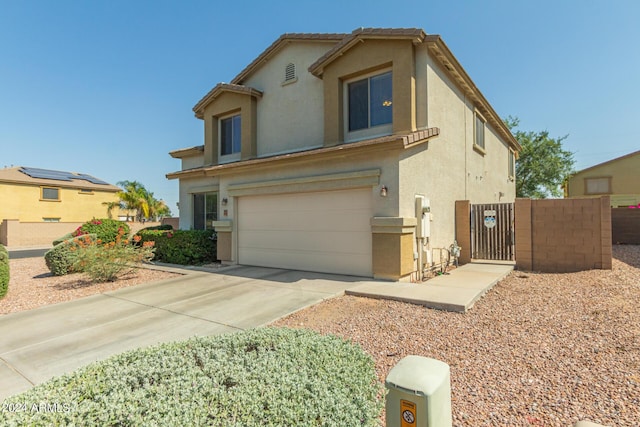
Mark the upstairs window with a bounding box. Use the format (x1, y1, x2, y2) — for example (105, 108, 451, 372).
(585, 177, 611, 194)
(220, 114, 241, 156)
(347, 71, 392, 134)
(41, 187, 59, 201)
(508, 149, 516, 179)
(474, 111, 486, 152)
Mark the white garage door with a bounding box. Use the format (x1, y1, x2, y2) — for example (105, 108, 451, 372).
(237, 188, 372, 276)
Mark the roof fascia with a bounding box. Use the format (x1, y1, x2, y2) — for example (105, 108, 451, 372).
(193, 84, 263, 119)
(424, 35, 521, 152)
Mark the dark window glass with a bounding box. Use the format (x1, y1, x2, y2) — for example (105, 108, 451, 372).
(370, 72, 393, 127)
(42, 187, 59, 200)
(221, 115, 241, 155)
(193, 192, 218, 230)
(348, 79, 369, 131)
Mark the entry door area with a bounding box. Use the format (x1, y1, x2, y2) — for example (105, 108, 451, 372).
(237, 188, 373, 277)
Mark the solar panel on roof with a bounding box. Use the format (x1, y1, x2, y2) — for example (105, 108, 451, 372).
(19, 167, 110, 185)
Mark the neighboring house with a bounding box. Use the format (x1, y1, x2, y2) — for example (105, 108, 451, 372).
(0, 166, 121, 223)
(565, 150, 640, 207)
(167, 27, 520, 280)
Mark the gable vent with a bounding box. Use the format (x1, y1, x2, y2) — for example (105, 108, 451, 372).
(285, 63, 296, 81)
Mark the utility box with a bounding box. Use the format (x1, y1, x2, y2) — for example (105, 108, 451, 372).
(385, 356, 452, 427)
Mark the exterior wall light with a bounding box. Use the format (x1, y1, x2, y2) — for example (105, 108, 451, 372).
(222, 198, 228, 206)
(380, 185, 388, 197)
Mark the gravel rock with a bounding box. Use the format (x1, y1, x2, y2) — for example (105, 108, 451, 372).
(273, 245, 640, 426)
(0, 257, 180, 315)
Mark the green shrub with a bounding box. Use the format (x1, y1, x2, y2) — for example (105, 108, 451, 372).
(0, 328, 383, 426)
(52, 233, 73, 246)
(72, 218, 130, 243)
(136, 229, 216, 265)
(44, 234, 97, 276)
(0, 244, 8, 299)
(72, 232, 155, 283)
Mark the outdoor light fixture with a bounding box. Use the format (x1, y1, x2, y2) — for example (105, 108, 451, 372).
(380, 185, 388, 197)
(222, 198, 228, 205)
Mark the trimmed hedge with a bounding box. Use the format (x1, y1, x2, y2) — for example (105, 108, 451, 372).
(44, 234, 97, 276)
(0, 244, 8, 299)
(72, 218, 130, 243)
(135, 229, 216, 265)
(138, 224, 173, 232)
(0, 328, 383, 426)
(52, 233, 73, 246)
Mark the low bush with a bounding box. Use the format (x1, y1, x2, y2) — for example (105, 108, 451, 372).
(52, 233, 73, 246)
(71, 233, 155, 283)
(72, 218, 130, 244)
(135, 229, 216, 265)
(0, 328, 383, 426)
(0, 244, 8, 299)
(44, 234, 97, 276)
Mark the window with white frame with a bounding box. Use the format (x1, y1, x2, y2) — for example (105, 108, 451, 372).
(345, 71, 392, 140)
(193, 192, 217, 230)
(508, 149, 516, 179)
(474, 111, 486, 151)
(220, 114, 241, 157)
(585, 177, 611, 194)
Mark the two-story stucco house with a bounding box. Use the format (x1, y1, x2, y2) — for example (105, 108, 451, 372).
(167, 28, 520, 280)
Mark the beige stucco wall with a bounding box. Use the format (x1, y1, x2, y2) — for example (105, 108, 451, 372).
(243, 42, 331, 156)
(395, 46, 515, 252)
(0, 182, 120, 223)
(177, 175, 220, 230)
(566, 152, 640, 207)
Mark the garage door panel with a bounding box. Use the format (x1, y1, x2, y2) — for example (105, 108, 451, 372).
(238, 189, 372, 276)
(240, 230, 371, 254)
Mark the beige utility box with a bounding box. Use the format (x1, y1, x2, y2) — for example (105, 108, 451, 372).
(385, 355, 452, 427)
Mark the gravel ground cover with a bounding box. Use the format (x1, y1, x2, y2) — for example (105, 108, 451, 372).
(0, 257, 180, 315)
(273, 245, 640, 426)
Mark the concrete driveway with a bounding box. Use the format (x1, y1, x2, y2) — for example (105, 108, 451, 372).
(0, 265, 367, 401)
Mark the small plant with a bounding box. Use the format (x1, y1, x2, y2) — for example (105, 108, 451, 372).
(72, 218, 131, 244)
(0, 328, 383, 426)
(71, 231, 155, 283)
(44, 234, 98, 276)
(0, 244, 9, 299)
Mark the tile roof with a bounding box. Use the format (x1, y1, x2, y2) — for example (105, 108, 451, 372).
(0, 167, 120, 191)
(193, 83, 263, 119)
(308, 27, 427, 76)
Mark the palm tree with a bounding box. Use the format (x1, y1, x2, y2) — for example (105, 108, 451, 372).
(116, 181, 171, 221)
(102, 201, 122, 219)
(116, 181, 149, 221)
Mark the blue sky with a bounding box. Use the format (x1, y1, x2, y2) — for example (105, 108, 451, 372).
(1, 0, 638, 214)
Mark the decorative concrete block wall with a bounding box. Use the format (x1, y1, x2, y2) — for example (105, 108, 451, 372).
(515, 197, 612, 272)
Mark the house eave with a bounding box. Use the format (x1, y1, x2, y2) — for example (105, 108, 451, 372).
(169, 145, 205, 159)
(192, 84, 263, 119)
(166, 128, 440, 180)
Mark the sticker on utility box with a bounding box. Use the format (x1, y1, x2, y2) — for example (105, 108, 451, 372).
(484, 210, 497, 229)
(400, 399, 416, 426)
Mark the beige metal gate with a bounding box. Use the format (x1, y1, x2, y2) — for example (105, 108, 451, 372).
(470, 203, 515, 261)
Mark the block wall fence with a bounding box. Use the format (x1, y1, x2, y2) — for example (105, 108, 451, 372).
(455, 197, 613, 273)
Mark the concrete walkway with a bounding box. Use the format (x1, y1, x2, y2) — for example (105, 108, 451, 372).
(0, 266, 367, 401)
(347, 262, 514, 312)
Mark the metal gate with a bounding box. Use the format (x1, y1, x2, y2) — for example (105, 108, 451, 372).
(470, 203, 515, 261)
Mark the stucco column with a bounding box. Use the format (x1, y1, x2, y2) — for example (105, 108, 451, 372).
(371, 217, 417, 281)
(212, 220, 233, 262)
